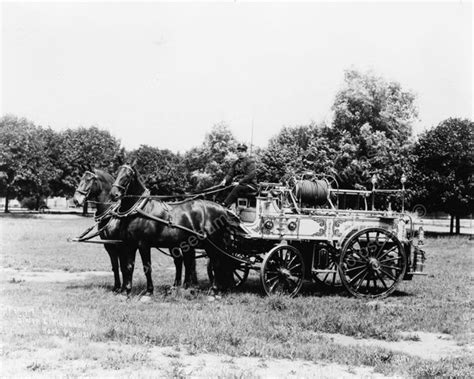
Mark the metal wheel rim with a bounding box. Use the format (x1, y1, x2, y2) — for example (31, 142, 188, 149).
(261, 245, 305, 297)
(339, 228, 407, 299)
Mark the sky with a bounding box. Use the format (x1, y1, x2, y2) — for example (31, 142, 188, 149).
(1, 1, 472, 152)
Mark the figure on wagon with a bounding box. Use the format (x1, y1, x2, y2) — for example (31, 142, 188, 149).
(220, 143, 257, 208)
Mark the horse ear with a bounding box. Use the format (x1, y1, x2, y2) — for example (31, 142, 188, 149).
(116, 155, 124, 166)
(87, 162, 94, 172)
(130, 158, 138, 168)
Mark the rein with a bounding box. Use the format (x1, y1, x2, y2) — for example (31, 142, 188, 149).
(110, 184, 234, 201)
(112, 189, 150, 218)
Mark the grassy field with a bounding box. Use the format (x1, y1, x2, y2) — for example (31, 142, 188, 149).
(0, 214, 473, 377)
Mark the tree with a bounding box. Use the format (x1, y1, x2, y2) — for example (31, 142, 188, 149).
(258, 123, 338, 183)
(0, 115, 58, 212)
(332, 69, 418, 144)
(413, 118, 474, 234)
(330, 69, 418, 191)
(51, 126, 123, 197)
(49, 126, 123, 215)
(184, 123, 239, 190)
(128, 145, 188, 195)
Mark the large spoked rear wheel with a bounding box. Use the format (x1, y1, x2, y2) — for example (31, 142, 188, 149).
(261, 245, 305, 297)
(339, 228, 407, 299)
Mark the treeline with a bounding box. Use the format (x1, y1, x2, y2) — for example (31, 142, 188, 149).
(1, 70, 472, 233)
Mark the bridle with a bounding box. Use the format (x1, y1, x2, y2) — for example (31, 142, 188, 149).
(75, 171, 99, 198)
(111, 165, 135, 194)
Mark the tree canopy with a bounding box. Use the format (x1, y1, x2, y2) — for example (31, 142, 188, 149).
(1, 69, 471, 232)
(50, 127, 123, 197)
(128, 145, 188, 195)
(185, 123, 239, 190)
(332, 69, 418, 144)
(412, 118, 474, 232)
(0, 115, 58, 211)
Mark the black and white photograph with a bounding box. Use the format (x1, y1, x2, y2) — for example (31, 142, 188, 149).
(0, 1, 472, 377)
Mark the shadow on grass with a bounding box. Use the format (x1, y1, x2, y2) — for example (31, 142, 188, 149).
(65, 282, 112, 291)
(0, 212, 42, 219)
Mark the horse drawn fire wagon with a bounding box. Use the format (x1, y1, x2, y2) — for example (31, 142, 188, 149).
(216, 172, 427, 299)
(73, 167, 426, 299)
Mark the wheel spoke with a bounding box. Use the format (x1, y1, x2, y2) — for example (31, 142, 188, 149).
(266, 275, 280, 286)
(345, 264, 367, 272)
(372, 278, 378, 292)
(379, 268, 397, 281)
(269, 279, 281, 293)
(379, 256, 400, 263)
(378, 246, 397, 261)
(375, 271, 389, 290)
(380, 264, 401, 271)
(287, 254, 297, 268)
(354, 271, 369, 291)
(349, 267, 369, 284)
(288, 262, 302, 271)
(321, 272, 330, 283)
(265, 270, 279, 276)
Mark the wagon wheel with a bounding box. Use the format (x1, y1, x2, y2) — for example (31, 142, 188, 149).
(339, 228, 407, 299)
(206, 255, 250, 288)
(261, 245, 305, 297)
(312, 243, 343, 290)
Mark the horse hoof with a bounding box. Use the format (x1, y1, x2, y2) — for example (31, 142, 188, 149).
(140, 295, 152, 303)
(207, 295, 216, 302)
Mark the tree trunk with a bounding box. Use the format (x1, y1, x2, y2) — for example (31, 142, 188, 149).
(450, 214, 454, 235)
(455, 215, 461, 235)
(4, 188, 9, 213)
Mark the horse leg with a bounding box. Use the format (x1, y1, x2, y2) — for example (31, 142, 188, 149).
(172, 247, 183, 287)
(138, 244, 154, 296)
(206, 240, 234, 295)
(118, 249, 128, 294)
(105, 245, 121, 292)
(183, 248, 197, 288)
(123, 245, 137, 296)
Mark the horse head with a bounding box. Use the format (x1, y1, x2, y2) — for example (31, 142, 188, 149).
(110, 164, 136, 201)
(73, 170, 100, 206)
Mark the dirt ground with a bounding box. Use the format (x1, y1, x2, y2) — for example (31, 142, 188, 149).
(1, 338, 391, 378)
(1, 267, 472, 378)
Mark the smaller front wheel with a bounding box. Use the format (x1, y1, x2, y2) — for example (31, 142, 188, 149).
(261, 245, 305, 297)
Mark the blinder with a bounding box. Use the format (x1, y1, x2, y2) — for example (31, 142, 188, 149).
(76, 171, 99, 197)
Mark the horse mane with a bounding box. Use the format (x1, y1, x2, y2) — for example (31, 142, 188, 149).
(134, 169, 149, 192)
(93, 168, 115, 185)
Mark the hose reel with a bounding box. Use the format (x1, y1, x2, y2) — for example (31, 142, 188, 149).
(293, 179, 330, 206)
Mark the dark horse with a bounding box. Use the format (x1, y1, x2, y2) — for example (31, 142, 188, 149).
(109, 164, 237, 296)
(73, 169, 195, 294)
(73, 169, 126, 292)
